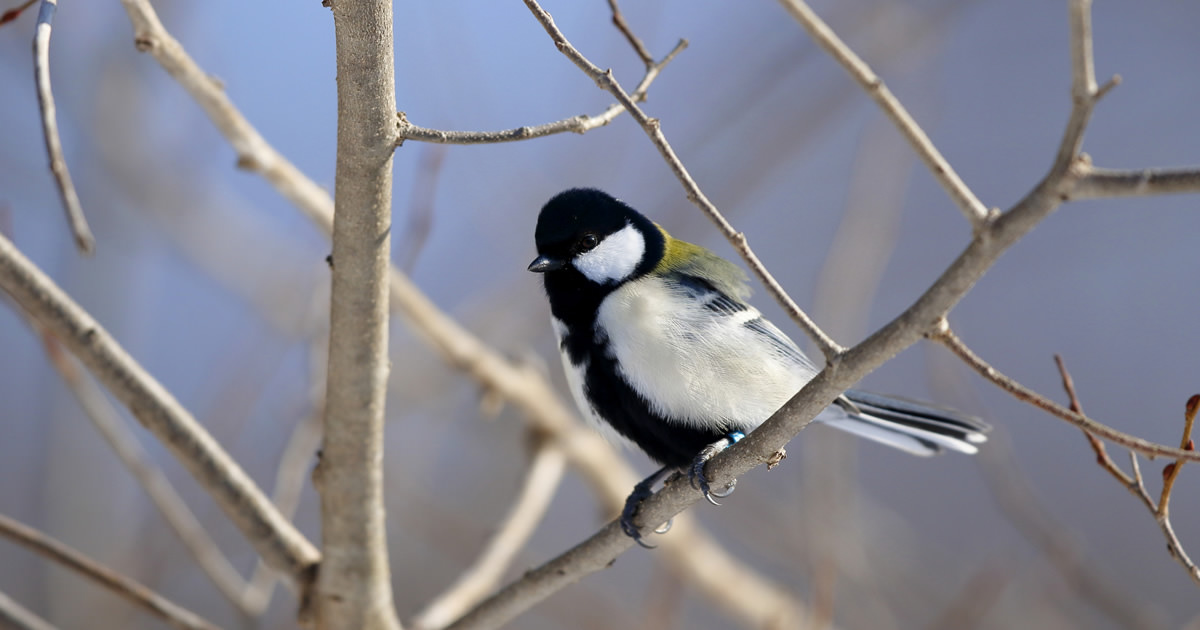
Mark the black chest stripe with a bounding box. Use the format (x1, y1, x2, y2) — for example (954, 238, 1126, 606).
(567, 325, 730, 469)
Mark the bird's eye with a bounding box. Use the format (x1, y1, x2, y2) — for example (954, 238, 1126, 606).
(579, 233, 599, 252)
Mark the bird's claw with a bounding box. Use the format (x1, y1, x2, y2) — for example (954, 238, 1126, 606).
(620, 466, 673, 548)
(688, 432, 744, 505)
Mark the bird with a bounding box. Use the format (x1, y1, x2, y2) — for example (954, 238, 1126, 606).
(528, 188, 989, 546)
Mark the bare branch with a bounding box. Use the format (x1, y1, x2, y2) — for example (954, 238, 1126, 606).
(0, 590, 57, 630)
(775, 0, 989, 229)
(606, 0, 653, 67)
(1158, 396, 1197, 518)
(520, 0, 843, 362)
(931, 323, 1200, 462)
(1071, 166, 1200, 199)
(409, 441, 567, 630)
(312, 0, 402, 627)
(38, 332, 260, 614)
(0, 513, 219, 630)
(1054, 355, 1154, 506)
(0, 231, 319, 582)
(33, 0, 93, 254)
(394, 39, 686, 147)
(1056, 359, 1200, 586)
(0, 0, 37, 25)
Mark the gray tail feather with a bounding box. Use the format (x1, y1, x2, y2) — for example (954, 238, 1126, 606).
(819, 389, 991, 457)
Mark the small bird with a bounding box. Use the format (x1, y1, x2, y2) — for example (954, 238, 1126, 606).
(528, 188, 988, 546)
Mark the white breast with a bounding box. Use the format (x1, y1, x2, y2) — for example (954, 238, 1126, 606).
(595, 276, 814, 431)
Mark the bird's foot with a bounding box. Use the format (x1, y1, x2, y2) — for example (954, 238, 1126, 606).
(688, 431, 744, 505)
(620, 466, 674, 548)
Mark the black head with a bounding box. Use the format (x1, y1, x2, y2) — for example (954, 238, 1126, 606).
(528, 188, 664, 286)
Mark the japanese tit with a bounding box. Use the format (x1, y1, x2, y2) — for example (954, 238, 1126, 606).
(528, 188, 988, 544)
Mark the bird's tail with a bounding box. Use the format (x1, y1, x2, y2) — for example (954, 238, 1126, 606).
(817, 389, 990, 457)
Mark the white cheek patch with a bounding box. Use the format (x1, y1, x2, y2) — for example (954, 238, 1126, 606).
(573, 223, 645, 284)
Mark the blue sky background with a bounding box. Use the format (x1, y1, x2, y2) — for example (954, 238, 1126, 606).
(2, 1, 1199, 628)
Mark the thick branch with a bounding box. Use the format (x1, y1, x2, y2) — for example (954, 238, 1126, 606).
(315, 0, 401, 628)
(0, 513, 218, 630)
(33, 0, 93, 253)
(0, 231, 320, 582)
(775, 0, 989, 228)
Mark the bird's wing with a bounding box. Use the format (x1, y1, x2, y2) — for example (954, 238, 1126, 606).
(670, 272, 820, 375)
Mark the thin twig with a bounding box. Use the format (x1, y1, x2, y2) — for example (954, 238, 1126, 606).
(951, 337, 1200, 587)
(0, 513, 219, 630)
(1, 0, 38, 25)
(33, 0, 94, 254)
(521, 0, 844, 362)
(1157, 395, 1197, 518)
(38, 331, 260, 614)
(775, 0, 989, 229)
(606, 0, 653, 67)
(930, 323, 1200, 462)
(409, 441, 567, 630)
(1071, 166, 1200, 199)
(394, 39, 686, 147)
(1054, 355, 1153, 505)
(0, 590, 58, 630)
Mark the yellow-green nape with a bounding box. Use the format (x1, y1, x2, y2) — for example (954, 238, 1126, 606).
(654, 224, 707, 272)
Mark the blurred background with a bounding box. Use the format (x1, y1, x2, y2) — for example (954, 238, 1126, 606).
(2, 0, 1199, 628)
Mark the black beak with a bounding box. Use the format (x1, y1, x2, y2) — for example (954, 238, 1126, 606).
(527, 255, 565, 273)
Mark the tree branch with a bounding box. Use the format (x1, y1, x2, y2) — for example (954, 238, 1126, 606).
(0, 513, 218, 630)
(0, 230, 320, 583)
(33, 0, 93, 254)
(930, 323, 1200, 463)
(775, 0, 989, 229)
(313, 0, 401, 627)
(394, 39, 684, 146)
(1070, 167, 1200, 199)
(520, 0, 843, 362)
